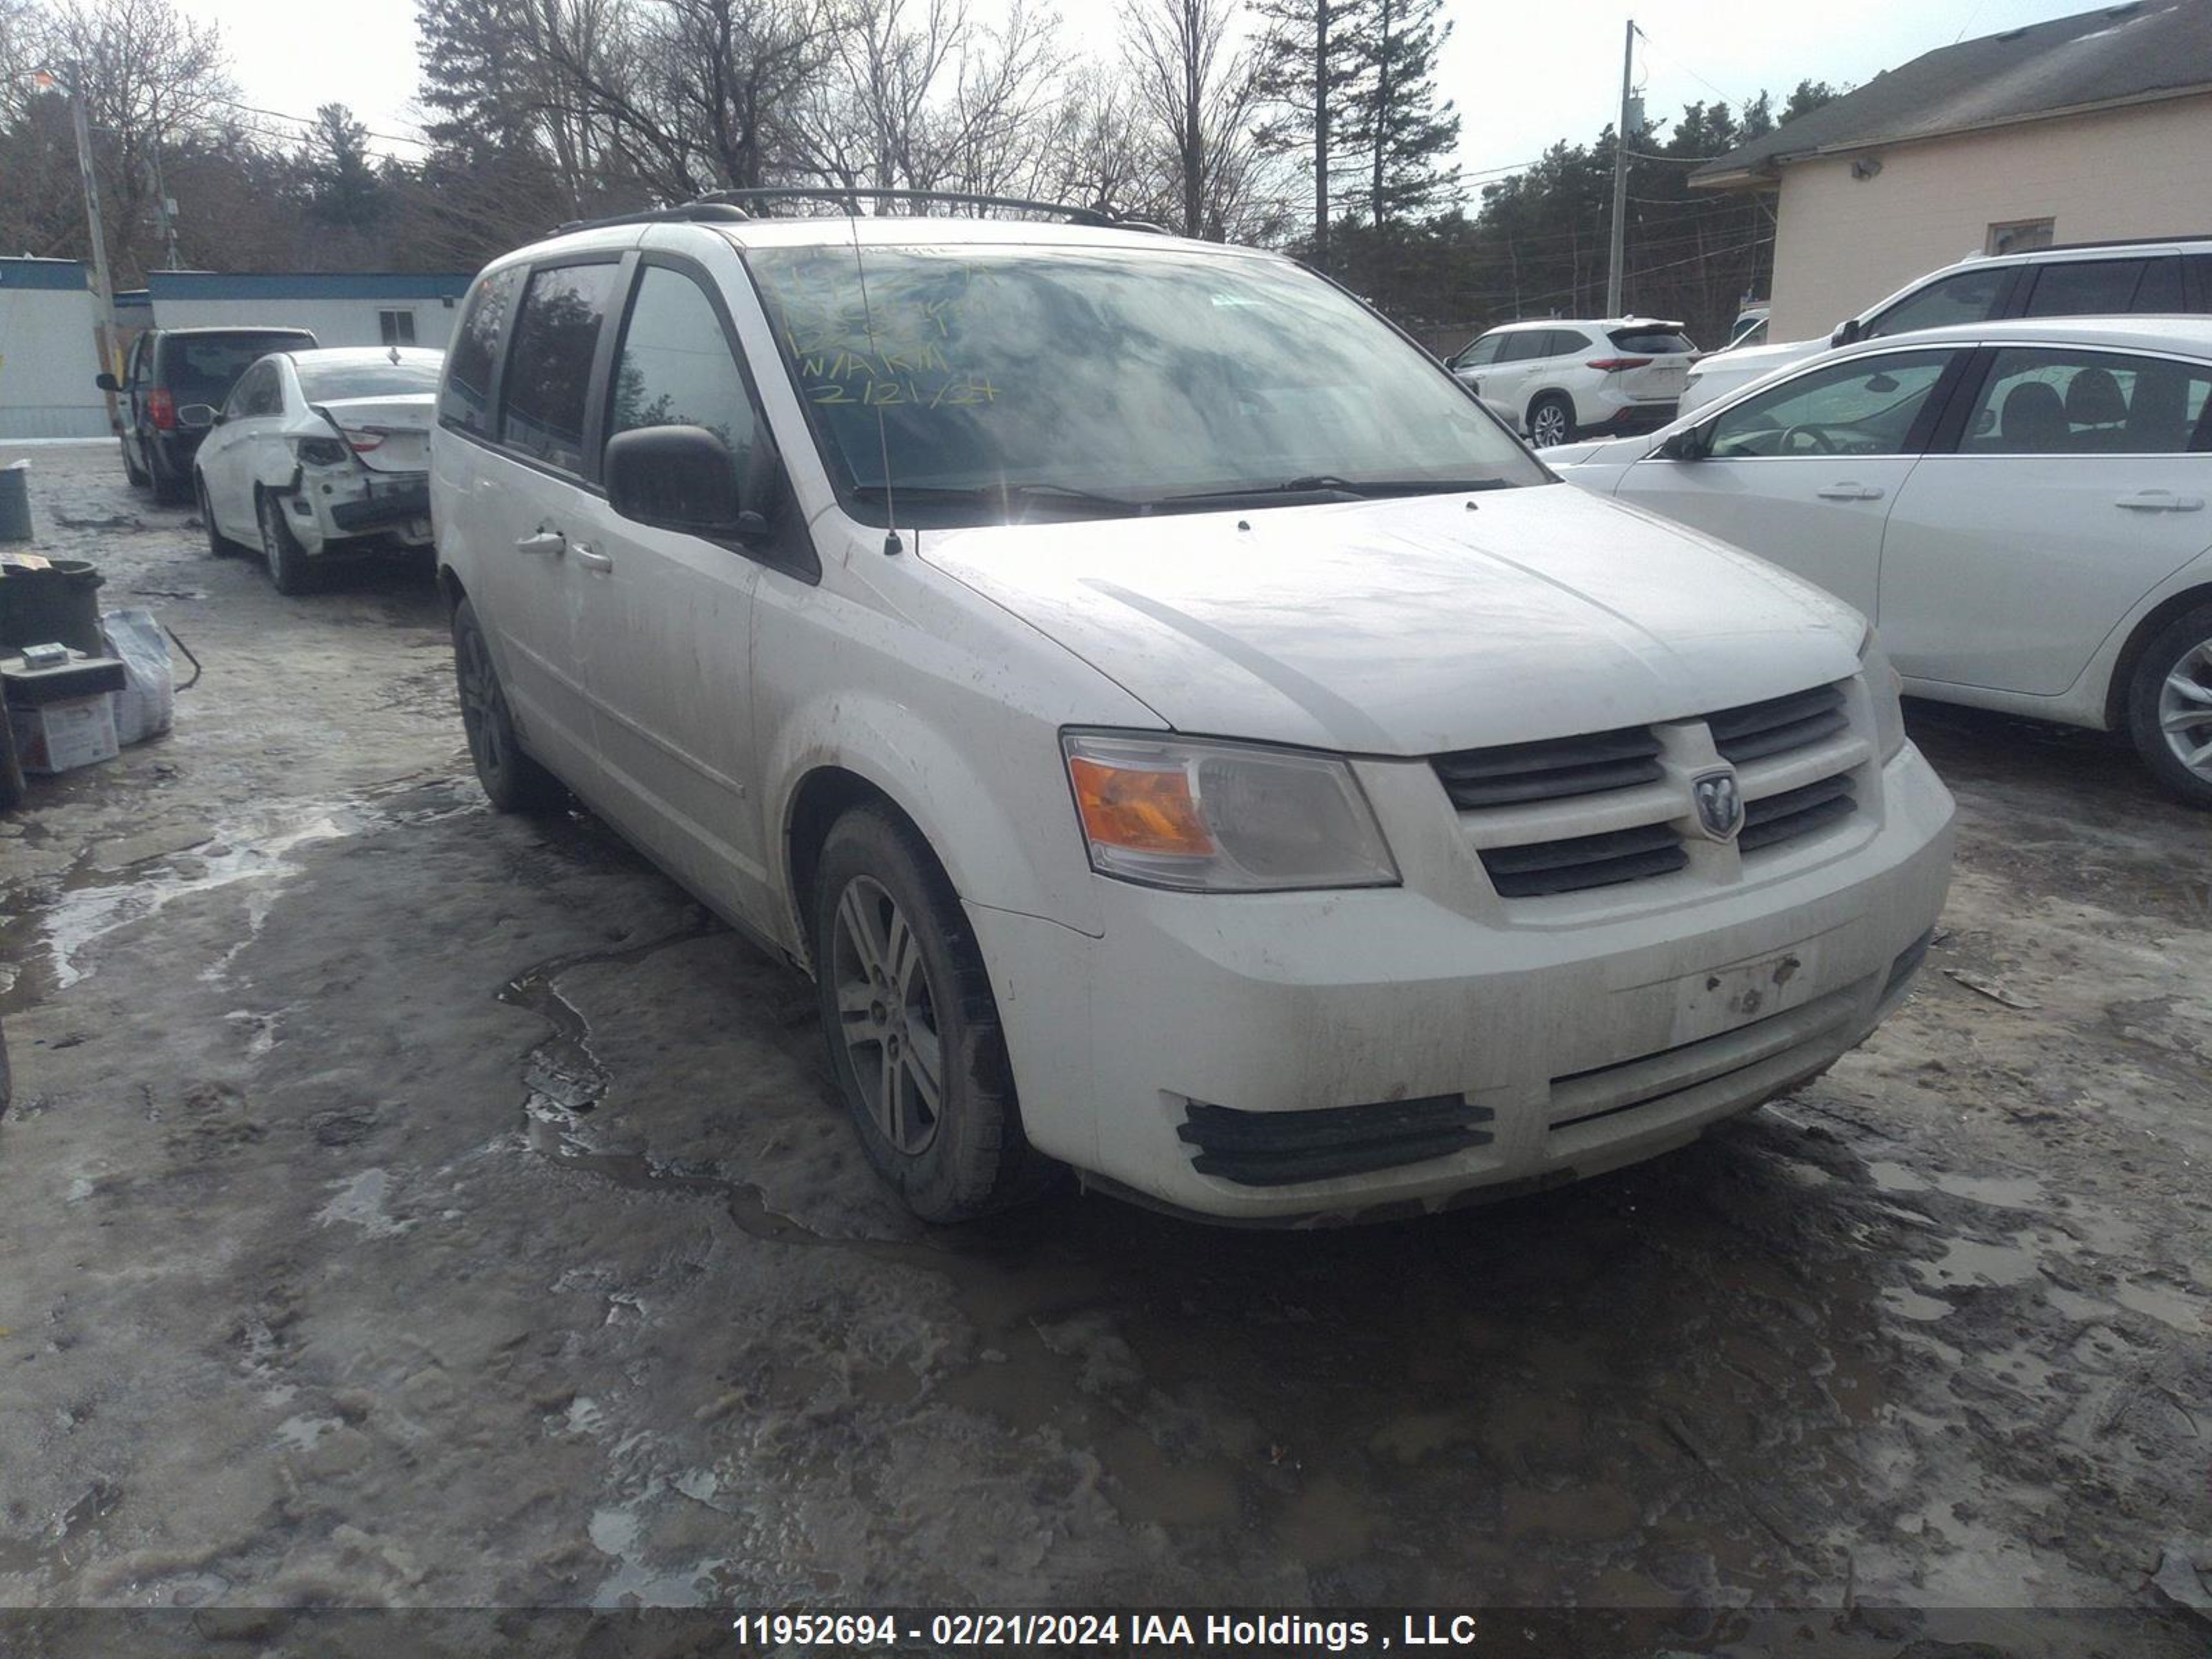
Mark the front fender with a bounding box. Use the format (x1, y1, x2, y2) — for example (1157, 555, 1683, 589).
(763, 688, 1107, 962)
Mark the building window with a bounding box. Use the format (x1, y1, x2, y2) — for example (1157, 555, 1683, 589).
(1987, 218, 2054, 257)
(379, 309, 417, 346)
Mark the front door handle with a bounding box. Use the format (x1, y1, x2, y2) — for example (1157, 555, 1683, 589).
(1816, 482, 1884, 500)
(573, 544, 613, 574)
(515, 529, 565, 556)
(2115, 490, 2204, 512)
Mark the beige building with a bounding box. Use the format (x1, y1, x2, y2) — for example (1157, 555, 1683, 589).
(1691, 0, 2212, 339)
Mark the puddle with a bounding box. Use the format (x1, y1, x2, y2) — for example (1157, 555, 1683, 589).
(1911, 1236, 2043, 1291)
(1929, 1171, 2045, 1211)
(2112, 1278, 2206, 1333)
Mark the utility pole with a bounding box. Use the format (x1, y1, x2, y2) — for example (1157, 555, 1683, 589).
(1604, 19, 1635, 317)
(149, 138, 182, 271)
(53, 64, 125, 420)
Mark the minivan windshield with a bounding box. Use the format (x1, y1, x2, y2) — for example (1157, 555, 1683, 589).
(744, 244, 1544, 524)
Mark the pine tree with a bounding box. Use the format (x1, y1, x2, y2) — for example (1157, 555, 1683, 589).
(1341, 0, 1459, 228)
(1249, 0, 1374, 270)
(415, 0, 538, 157)
(306, 104, 385, 232)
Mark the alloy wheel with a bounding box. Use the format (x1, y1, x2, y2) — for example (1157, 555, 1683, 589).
(2158, 637, 2212, 782)
(1530, 402, 1570, 446)
(830, 875, 944, 1156)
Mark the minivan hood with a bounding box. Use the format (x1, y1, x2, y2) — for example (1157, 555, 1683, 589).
(919, 486, 1866, 756)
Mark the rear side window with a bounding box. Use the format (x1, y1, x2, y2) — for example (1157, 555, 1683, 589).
(225, 360, 283, 419)
(1609, 328, 1696, 354)
(440, 267, 522, 438)
(1546, 330, 1592, 357)
(1498, 332, 1550, 363)
(1864, 268, 2009, 338)
(2021, 258, 2177, 318)
(607, 265, 758, 462)
(501, 263, 619, 474)
(1958, 348, 2212, 454)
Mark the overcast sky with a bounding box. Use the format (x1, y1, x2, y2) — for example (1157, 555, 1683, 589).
(171, 0, 2103, 186)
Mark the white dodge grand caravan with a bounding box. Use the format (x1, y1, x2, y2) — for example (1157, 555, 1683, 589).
(431, 194, 1956, 1226)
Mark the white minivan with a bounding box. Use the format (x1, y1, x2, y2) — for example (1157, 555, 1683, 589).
(431, 196, 1954, 1226)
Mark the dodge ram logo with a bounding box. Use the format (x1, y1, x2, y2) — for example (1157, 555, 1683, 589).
(1692, 771, 1743, 841)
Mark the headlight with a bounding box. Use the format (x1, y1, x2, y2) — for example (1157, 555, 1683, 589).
(1062, 731, 1399, 892)
(1861, 628, 1906, 760)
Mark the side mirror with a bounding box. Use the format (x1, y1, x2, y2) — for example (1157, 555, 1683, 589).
(95, 372, 122, 393)
(176, 404, 218, 431)
(604, 424, 769, 542)
(1656, 427, 1707, 462)
(1831, 318, 1863, 348)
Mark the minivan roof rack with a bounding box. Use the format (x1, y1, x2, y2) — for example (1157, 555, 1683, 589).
(554, 187, 1167, 238)
(552, 201, 753, 236)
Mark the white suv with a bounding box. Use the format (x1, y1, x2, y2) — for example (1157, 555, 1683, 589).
(432, 196, 1954, 1226)
(1447, 317, 1698, 447)
(1678, 237, 2212, 418)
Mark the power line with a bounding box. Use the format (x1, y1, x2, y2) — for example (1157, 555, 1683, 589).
(213, 95, 431, 153)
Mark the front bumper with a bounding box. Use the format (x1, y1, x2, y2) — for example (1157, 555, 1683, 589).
(971, 744, 1953, 1224)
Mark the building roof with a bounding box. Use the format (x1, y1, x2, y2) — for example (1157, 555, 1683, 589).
(147, 270, 474, 301)
(1691, 0, 2212, 188)
(0, 257, 89, 292)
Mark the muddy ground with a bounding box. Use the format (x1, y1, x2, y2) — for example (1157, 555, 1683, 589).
(0, 441, 2206, 1656)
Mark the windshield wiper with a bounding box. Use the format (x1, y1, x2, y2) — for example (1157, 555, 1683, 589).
(850, 482, 1147, 516)
(1156, 476, 1515, 506)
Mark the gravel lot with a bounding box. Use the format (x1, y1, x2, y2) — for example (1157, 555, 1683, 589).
(1, 440, 2206, 1656)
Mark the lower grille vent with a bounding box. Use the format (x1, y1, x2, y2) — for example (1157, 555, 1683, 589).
(1179, 1094, 1494, 1187)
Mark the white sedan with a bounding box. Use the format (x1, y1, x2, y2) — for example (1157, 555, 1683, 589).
(1544, 317, 2212, 806)
(186, 347, 442, 593)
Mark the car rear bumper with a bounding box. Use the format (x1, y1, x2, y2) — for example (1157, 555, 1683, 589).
(1582, 401, 1678, 437)
(294, 474, 433, 552)
(970, 743, 1953, 1224)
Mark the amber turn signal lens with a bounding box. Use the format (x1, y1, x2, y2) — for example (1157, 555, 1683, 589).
(1068, 754, 1214, 858)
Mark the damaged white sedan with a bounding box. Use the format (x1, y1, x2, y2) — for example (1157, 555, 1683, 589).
(187, 346, 442, 593)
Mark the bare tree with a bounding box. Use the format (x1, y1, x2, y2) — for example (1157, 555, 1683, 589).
(0, 0, 232, 281)
(1119, 0, 1273, 240)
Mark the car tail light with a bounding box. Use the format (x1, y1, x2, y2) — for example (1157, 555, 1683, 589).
(148, 388, 176, 430)
(341, 428, 386, 453)
(1585, 357, 1653, 372)
(295, 437, 349, 467)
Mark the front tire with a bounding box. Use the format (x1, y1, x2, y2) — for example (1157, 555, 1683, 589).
(451, 597, 563, 814)
(1527, 393, 1576, 448)
(812, 805, 1052, 1223)
(2127, 603, 2212, 809)
(256, 490, 312, 595)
